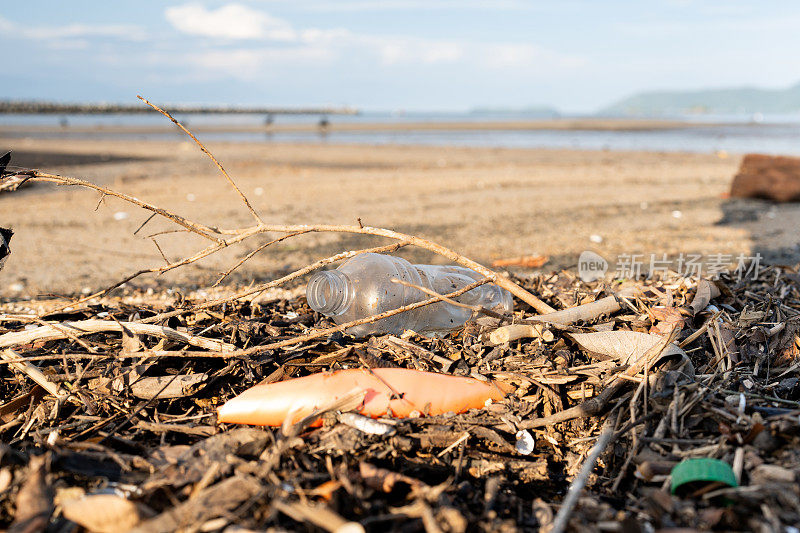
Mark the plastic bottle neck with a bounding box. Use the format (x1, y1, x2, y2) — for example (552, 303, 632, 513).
(306, 270, 353, 316)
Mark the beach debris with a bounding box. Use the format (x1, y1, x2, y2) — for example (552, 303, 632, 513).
(60, 493, 144, 533)
(568, 330, 686, 365)
(589, 234, 603, 243)
(113, 211, 130, 221)
(0, 226, 11, 271)
(730, 153, 800, 202)
(491, 255, 548, 268)
(0, 260, 799, 530)
(359, 462, 428, 495)
(0, 152, 27, 192)
(648, 306, 686, 335)
(515, 430, 535, 455)
(486, 323, 554, 345)
(337, 412, 396, 436)
(688, 278, 721, 314)
(3, 125, 800, 530)
(129, 373, 208, 400)
(9, 455, 53, 533)
(305, 252, 513, 337)
(217, 368, 509, 426)
(671, 209, 683, 218)
(670, 458, 737, 497)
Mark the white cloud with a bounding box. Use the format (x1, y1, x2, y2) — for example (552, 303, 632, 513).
(165, 3, 296, 40)
(158, 3, 586, 74)
(479, 43, 586, 69)
(185, 47, 336, 78)
(0, 15, 146, 42)
(374, 38, 464, 65)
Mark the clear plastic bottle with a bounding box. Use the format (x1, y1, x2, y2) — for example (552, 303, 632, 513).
(305, 253, 513, 337)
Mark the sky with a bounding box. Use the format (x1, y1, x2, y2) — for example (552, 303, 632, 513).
(1, 1, 799, 113)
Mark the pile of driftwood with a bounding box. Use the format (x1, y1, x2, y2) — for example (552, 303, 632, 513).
(2, 100, 799, 532)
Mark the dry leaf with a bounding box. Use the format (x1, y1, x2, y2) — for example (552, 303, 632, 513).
(649, 307, 686, 336)
(130, 373, 207, 400)
(121, 326, 144, 353)
(568, 330, 685, 365)
(689, 279, 721, 315)
(61, 494, 142, 533)
(9, 455, 53, 533)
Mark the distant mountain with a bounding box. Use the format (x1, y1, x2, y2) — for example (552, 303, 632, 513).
(601, 81, 800, 116)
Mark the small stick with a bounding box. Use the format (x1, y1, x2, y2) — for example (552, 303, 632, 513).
(133, 212, 157, 235)
(549, 423, 614, 533)
(488, 324, 554, 345)
(531, 287, 641, 326)
(1, 349, 66, 399)
(137, 95, 264, 225)
(151, 237, 170, 265)
(213, 230, 310, 287)
(0, 320, 235, 352)
(273, 500, 364, 533)
(30, 171, 221, 240)
(139, 241, 413, 324)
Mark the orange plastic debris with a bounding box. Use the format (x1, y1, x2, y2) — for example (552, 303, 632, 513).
(491, 255, 549, 268)
(217, 368, 509, 427)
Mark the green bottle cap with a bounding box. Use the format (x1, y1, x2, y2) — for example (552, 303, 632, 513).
(670, 458, 738, 495)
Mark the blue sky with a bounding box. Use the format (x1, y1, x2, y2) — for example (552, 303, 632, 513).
(1, 1, 799, 112)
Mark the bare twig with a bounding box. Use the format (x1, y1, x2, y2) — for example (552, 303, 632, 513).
(137, 95, 264, 225)
(139, 242, 413, 324)
(532, 287, 640, 326)
(390, 278, 510, 322)
(228, 222, 555, 314)
(0, 320, 235, 352)
(1, 349, 66, 399)
(213, 230, 310, 287)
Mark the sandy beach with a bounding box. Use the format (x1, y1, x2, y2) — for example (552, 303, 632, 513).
(1, 134, 798, 298)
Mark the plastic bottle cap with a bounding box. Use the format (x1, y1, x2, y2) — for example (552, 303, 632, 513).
(670, 458, 738, 495)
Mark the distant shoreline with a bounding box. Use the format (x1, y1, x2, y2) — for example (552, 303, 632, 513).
(0, 117, 731, 136)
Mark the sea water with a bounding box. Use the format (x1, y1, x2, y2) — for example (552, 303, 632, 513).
(2, 111, 799, 155)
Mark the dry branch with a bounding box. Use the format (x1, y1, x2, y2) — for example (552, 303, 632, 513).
(137, 95, 264, 225)
(0, 320, 235, 352)
(1, 349, 66, 399)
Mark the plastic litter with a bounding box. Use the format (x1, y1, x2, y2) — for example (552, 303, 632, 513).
(670, 458, 738, 496)
(217, 368, 511, 427)
(337, 412, 396, 436)
(305, 252, 513, 337)
(515, 430, 535, 455)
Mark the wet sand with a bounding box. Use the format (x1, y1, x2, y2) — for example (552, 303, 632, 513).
(0, 136, 798, 298)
